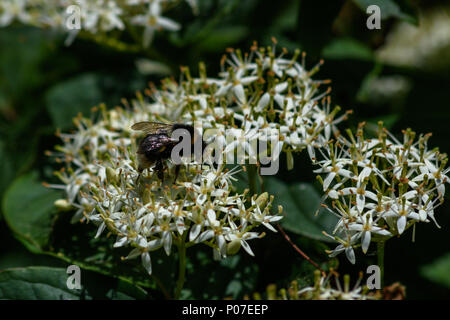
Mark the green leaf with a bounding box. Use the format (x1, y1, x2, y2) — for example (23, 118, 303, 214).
(37, 211, 167, 295)
(176, 0, 242, 47)
(322, 37, 374, 61)
(0, 267, 79, 300)
(356, 62, 383, 102)
(365, 114, 400, 135)
(0, 27, 54, 99)
(0, 266, 148, 300)
(270, 0, 300, 32)
(184, 250, 258, 299)
(2, 171, 62, 253)
(2, 178, 167, 294)
(0, 140, 14, 202)
(352, 0, 418, 25)
(195, 26, 249, 52)
(265, 177, 337, 242)
(420, 253, 450, 290)
(45, 73, 103, 130)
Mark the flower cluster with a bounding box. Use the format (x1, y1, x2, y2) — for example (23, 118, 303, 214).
(0, 0, 191, 46)
(49, 100, 281, 275)
(377, 6, 450, 71)
(47, 43, 355, 275)
(315, 122, 449, 263)
(140, 43, 350, 167)
(257, 270, 375, 300)
(297, 271, 374, 300)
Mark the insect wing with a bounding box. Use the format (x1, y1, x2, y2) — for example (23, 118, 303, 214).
(131, 121, 172, 135)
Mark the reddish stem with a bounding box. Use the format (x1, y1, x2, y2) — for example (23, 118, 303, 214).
(277, 224, 326, 278)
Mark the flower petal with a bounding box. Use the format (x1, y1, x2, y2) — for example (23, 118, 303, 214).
(345, 246, 356, 264)
(240, 240, 255, 256)
(397, 216, 407, 234)
(361, 231, 371, 254)
(189, 223, 202, 241)
(141, 252, 152, 275)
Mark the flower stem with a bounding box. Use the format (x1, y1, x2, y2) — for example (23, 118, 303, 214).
(247, 164, 257, 196)
(151, 274, 172, 300)
(174, 234, 187, 299)
(377, 241, 385, 288)
(277, 224, 326, 277)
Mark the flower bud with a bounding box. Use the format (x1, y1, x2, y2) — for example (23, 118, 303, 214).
(142, 188, 151, 205)
(54, 199, 72, 211)
(278, 205, 283, 214)
(266, 284, 277, 300)
(226, 239, 241, 255)
(255, 192, 269, 210)
(106, 167, 118, 185)
(287, 150, 294, 170)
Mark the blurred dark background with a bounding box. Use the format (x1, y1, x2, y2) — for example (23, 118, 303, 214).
(0, 0, 449, 299)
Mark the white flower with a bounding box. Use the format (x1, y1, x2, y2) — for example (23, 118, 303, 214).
(348, 212, 391, 253)
(0, 0, 30, 27)
(131, 1, 180, 47)
(315, 123, 449, 264)
(325, 233, 359, 265)
(49, 86, 281, 275)
(412, 158, 449, 199)
(298, 271, 374, 300)
(0, 0, 189, 46)
(226, 219, 259, 257)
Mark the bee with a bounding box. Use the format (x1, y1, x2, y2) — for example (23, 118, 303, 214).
(131, 121, 203, 182)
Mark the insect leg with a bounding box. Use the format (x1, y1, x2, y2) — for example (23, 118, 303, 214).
(155, 159, 164, 182)
(136, 167, 143, 185)
(174, 164, 180, 183)
(136, 173, 141, 185)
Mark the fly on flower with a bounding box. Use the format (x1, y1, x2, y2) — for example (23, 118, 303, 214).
(132, 121, 206, 182)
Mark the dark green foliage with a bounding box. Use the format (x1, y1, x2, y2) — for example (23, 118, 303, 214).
(0, 0, 449, 299)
